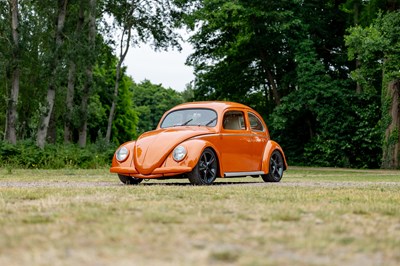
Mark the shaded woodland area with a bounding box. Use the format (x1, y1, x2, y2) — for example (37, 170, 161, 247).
(1, 0, 399, 169)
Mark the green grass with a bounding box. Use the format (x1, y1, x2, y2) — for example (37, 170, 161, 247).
(0, 167, 399, 265)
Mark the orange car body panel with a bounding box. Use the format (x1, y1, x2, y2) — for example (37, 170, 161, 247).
(110, 101, 287, 179)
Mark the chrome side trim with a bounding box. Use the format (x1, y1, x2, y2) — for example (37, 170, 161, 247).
(221, 133, 253, 137)
(224, 171, 264, 177)
(191, 133, 219, 139)
(191, 133, 268, 139)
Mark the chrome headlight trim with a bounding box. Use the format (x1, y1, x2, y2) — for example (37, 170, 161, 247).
(173, 145, 187, 162)
(116, 146, 129, 162)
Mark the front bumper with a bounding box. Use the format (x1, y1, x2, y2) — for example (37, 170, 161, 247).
(110, 166, 192, 179)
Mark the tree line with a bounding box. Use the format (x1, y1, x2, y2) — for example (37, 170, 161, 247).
(1, 0, 400, 169)
(1, 0, 186, 148)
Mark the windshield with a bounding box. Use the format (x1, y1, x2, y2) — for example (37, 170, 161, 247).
(160, 108, 218, 128)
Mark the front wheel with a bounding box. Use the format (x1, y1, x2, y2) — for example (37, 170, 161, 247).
(261, 150, 284, 182)
(187, 148, 218, 185)
(118, 174, 143, 185)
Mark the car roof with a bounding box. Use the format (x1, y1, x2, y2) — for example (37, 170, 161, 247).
(169, 101, 254, 114)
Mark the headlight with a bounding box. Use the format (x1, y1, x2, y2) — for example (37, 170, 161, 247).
(173, 145, 187, 161)
(116, 146, 129, 162)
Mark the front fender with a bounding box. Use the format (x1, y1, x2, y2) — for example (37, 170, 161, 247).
(110, 140, 136, 169)
(162, 139, 222, 177)
(261, 140, 288, 174)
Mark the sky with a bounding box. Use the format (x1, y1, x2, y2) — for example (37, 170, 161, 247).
(124, 41, 195, 92)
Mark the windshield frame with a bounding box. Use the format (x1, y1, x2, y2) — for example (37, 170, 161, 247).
(160, 108, 218, 129)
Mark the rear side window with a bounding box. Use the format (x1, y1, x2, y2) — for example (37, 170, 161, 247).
(223, 111, 246, 130)
(248, 113, 264, 132)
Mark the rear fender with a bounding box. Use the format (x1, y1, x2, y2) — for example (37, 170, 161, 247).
(261, 140, 288, 174)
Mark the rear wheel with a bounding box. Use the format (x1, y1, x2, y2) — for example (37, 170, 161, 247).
(261, 150, 284, 182)
(118, 174, 143, 185)
(187, 148, 218, 185)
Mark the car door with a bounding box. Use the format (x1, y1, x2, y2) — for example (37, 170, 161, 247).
(218, 109, 259, 173)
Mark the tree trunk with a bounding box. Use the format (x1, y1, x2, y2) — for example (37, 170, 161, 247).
(78, 67, 92, 148)
(106, 27, 132, 142)
(64, 3, 84, 144)
(48, 103, 57, 143)
(5, 0, 20, 145)
(258, 50, 281, 106)
(78, 0, 96, 148)
(37, 89, 56, 148)
(64, 61, 76, 143)
(105, 0, 137, 143)
(105, 62, 121, 143)
(381, 79, 400, 169)
(37, 0, 68, 148)
(265, 68, 281, 106)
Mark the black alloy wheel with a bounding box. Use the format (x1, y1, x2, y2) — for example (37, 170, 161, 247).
(187, 148, 218, 185)
(118, 174, 143, 185)
(261, 150, 284, 182)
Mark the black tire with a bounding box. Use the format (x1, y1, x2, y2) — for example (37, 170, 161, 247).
(261, 150, 284, 182)
(118, 174, 143, 185)
(187, 148, 218, 185)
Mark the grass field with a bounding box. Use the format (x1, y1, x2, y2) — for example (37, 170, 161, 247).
(0, 167, 399, 265)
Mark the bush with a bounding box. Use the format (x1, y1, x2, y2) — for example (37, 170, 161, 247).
(270, 89, 381, 169)
(0, 140, 116, 169)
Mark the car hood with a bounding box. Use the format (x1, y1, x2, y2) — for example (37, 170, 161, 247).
(134, 127, 215, 174)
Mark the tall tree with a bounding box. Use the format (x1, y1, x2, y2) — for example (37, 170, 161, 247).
(185, 0, 305, 111)
(78, 0, 97, 147)
(4, 0, 20, 144)
(64, 1, 85, 143)
(105, 0, 133, 143)
(104, 0, 180, 143)
(36, 0, 68, 148)
(346, 11, 400, 168)
(92, 43, 139, 144)
(341, 0, 400, 93)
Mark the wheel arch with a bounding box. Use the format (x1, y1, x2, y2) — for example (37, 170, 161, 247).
(261, 140, 288, 174)
(111, 140, 136, 168)
(178, 139, 222, 177)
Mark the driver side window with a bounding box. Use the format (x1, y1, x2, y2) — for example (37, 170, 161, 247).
(223, 111, 246, 130)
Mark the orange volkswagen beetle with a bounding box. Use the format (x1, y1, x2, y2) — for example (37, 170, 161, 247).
(110, 101, 287, 185)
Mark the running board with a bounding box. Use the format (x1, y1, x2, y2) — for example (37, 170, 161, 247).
(224, 171, 264, 177)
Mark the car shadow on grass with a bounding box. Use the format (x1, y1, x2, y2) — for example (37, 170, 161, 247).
(123, 181, 266, 186)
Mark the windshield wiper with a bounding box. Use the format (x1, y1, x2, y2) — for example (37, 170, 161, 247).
(179, 119, 193, 126)
(204, 118, 217, 126)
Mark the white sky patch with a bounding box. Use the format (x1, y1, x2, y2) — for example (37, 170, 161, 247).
(102, 14, 195, 92)
(124, 40, 195, 92)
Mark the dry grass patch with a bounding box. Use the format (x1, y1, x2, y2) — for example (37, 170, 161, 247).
(0, 167, 399, 265)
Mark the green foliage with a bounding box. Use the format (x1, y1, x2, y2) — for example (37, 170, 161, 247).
(104, 0, 181, 49)
(271, 73, 382, 168)
(346, 11, 400, 91)
(112, 75, 138, 143)
(271, 39, 381, 168)
(0, 0, 398, 169)
(92, 45, 139, 145)
(1, 0, 183, 150)
(0, 140, 116, 169)
(132, 80, 184, 134)
(186, 0, 304, 111)
(183, 0, 397, 168)
(345, 11, 400, 168)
